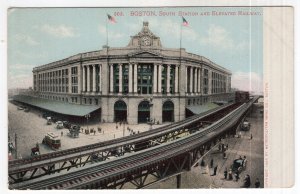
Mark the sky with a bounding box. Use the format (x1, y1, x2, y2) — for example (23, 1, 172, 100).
(7, 7, 263, 94)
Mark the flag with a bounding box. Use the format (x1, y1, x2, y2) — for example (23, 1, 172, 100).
(182, 17, 189, 27)
(107, 14, 117, 24)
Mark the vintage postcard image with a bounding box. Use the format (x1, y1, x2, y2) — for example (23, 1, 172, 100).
(6, 6, 293, 189)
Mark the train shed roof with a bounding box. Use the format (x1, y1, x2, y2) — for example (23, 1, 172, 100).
(12, 95, 100, 117)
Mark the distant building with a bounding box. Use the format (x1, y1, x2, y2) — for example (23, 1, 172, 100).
(32, 22, 232, 124)
(8, 88, 34, 98)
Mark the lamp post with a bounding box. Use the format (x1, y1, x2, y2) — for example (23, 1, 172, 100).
(85, 114, 91, 131)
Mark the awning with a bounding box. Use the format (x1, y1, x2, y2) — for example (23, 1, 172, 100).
(12, 95, 100, 117)
(186, 103, 220, 115)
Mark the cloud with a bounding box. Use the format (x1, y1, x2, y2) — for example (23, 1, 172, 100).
(98, 25, 125, 39)
(14, 34, 39, 46)
(8, 64, 36, 71)
(40, 24, 78, 38)
(200, 24, 234, 50)
(13, 50, 47, 59)
(231, 71, 263, 94)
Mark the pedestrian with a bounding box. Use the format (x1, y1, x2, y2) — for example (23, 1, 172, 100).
(210, 158, 214, 168)
(116, 125, 118, 130)
(61, 131, 63, 136)
(250, 133, 253, 140)
(223, 152, 227, 159)
(228, 169, 233, 180)
(243, 174, 251, 188)
(224, 168, 228, 179)
(255, 178, 260, 188)
(235, 171, 240, 181)
(200, 160, 205, 167)
(226, 144, 229, 150)
(243, 156, 247, 169)
(221, 143, 225, 152)
(211, 165, 218, 176)
(218, 144, 222, 151)
(204, 164, 210, 174)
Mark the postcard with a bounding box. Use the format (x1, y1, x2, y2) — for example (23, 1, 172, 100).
(3, 4, 294, 190)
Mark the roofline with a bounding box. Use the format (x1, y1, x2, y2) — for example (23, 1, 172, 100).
(32, 47, 231, 74)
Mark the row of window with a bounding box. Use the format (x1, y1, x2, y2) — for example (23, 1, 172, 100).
(112, 64, 177, 94)
(211, 72, 227, 94)
(187, 97, 209, 106)
(39, 94, 100, 106)
(83, 98, 99, 105)
(40, 94, 69, 102)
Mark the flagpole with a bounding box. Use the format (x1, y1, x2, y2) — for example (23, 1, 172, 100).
(106, 17, 108, 47)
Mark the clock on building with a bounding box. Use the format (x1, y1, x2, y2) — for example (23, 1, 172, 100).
(141, 36, 151, 46)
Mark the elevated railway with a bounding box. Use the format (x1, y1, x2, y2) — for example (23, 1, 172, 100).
(10, 96, 259, 189)
(9, 102, 237, 183)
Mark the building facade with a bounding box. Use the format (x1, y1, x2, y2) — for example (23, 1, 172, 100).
(32, 22, 232, 124)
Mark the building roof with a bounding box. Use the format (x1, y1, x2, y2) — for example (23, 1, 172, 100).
(12, 95, 100, 117)
(186, 103, 220, 115)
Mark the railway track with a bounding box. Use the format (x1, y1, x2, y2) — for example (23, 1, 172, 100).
(9, 103, 236, 173)
(11, 98, 257, 190)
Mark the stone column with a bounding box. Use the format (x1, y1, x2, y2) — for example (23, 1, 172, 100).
(61, 69, 63, 93)
(78, 65, 82, 94)
(175, 65, 179, 93)
(129, 63, 133, 93)
(110, 64, 114, 93)
(208, 70, 212, 95)
(185, 66, 188, 93)
(119, 63, 123, 93)
(99, 64, 102, 92)
(92, 64, 96, 92)
(189, 66, 193, 93)
(166, 64, 170, 93)
(158, 64, 162, 93)
(201, 67, 204, 94)
(82, 66, 86, 92)
(153, 64, 157, 93)
(101, 62, 108, 95)
(87, 65, 91, 92)
(68, 67, 72, 93)
(194, 67, 197, 94)
(198, 68, 201, 94)
(134, 63, 138, 93)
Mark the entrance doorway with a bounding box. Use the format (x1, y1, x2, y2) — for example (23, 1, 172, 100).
(162, 100, 174, 122)
(114, 100, 127, 122)
(138, 101, 150, 123)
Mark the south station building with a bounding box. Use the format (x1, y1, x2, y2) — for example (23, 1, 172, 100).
(31, 22, 233, 124)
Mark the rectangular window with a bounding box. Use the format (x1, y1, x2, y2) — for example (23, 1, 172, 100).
(142, 87, 147, 94)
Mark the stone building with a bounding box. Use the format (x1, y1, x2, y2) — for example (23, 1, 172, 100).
(32, 21, 232, 124)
